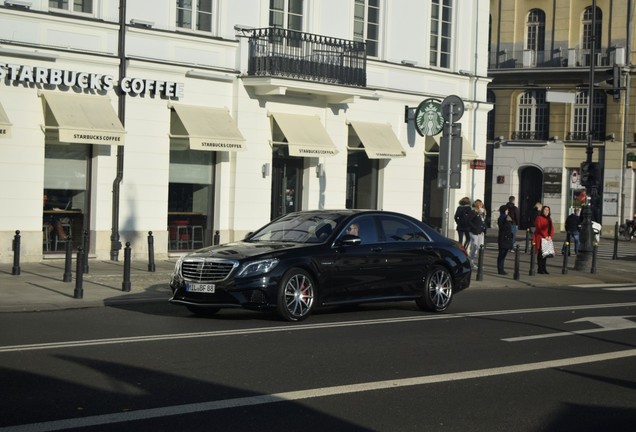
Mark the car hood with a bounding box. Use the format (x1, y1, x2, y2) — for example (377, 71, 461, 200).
(186, 241, 307, 261)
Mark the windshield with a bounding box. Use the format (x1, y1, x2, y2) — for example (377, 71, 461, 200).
(249, 213, 345, 243)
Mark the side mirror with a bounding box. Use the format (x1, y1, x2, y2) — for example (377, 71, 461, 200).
(336, 234, 361, 246)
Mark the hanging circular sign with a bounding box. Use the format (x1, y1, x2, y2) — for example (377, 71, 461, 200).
(414, 98, 444, 137)
(440, 94, 465, 122)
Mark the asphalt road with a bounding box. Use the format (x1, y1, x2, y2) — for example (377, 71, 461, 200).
(1, 284, 635, 432)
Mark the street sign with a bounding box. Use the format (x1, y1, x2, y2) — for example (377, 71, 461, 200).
(440, 95, 464, 122)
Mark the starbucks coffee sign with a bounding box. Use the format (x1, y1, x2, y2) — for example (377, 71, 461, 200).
(414, 98, 443, 137)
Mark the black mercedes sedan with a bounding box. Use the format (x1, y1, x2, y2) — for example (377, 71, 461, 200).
(169, 210, 471, 321)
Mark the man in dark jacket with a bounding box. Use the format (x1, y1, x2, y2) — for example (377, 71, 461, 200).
(497, 205, 514, 275)
(506, 196, 520, 245)
(563, 208, 581, 255)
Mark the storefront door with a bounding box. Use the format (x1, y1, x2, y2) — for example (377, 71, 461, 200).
(346, 150, 378, 209)
(43, 144, 89, 253)
(168, 145, 215, 251)
(271, 152, 303, 220)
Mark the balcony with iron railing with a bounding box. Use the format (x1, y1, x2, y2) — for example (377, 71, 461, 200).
(245, 27, 367, 87)
(489, 47, 624, 70)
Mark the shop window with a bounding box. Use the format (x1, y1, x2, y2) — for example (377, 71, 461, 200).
(168, 144, 215, 251)
(43, 144, 89, 253)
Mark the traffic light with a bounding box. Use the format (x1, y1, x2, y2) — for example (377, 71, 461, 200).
(604, 65, 621, 100)
(580, 161, 600, 187)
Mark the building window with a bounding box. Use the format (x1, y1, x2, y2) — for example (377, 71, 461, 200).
(353, 0, 380, 57)
(269, 0, 303, 32)
(572, 90, 606, 141)
(516, 91, 548, 140)
(486, 90, 496, 141)
(177, 0, 213, 32)
(430, 0, 452, 68)
(582, 6, 602, 51)
(49, 0, 93, 14)
(526, 9, 545, 65)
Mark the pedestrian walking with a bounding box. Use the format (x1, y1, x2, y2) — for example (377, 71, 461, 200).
(469, 199, 487, 269)
(497, 205, 514, 275)
(533, 205, 555, 274)
(454, 196, 472, 249)
(506, 196, 520, 245)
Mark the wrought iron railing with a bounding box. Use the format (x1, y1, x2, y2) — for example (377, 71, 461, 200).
(566, 131, 605, 141)
(511, 131, 549, 140)
(245, 27, 367, 87)
(489, 47, 615, 70)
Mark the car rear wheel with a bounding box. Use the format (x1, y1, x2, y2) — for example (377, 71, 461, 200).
(276, 268, 315, 322)
(416, 265, 453, 312)
(186, 305, 221, 316)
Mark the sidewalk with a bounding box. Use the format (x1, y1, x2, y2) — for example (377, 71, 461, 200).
(0, 233, 634, 313)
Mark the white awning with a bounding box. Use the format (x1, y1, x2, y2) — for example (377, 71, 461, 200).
(348, 120, 406, 159)
(0, 101, 11, 139)
(39, 91, 125, 145)
(170, 104, 246, 151)
(461, 134, 479, 160)
(270, 112, 338, 157)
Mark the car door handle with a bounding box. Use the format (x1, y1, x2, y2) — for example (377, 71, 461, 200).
(371, 247, 383, 252)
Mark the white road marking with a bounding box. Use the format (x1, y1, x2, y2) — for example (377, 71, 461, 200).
(503, 315, 636, 341)
(569, 283, 636, 289)
(2, 302, 636, 354)
(2, 349, 636, 432)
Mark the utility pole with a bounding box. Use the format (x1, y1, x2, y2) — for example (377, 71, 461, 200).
(575, 0, 597, 272)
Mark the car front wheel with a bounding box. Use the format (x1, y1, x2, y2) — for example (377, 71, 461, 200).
(416, 265, 453, 312)
(276, 268, 315, 322)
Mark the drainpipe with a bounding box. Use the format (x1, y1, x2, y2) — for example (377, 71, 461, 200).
(111, 0, 126, 261)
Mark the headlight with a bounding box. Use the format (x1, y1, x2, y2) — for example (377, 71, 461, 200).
(236, 258, 279, 277)
(172, 255, 185, 277)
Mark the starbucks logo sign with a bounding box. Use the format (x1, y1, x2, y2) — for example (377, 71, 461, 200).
(414, 98, 444, 137)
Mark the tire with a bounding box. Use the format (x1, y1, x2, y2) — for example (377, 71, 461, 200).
(276, 268, 316, 322)
(416, 265, 453, 312)
(186, 305, 221, 316)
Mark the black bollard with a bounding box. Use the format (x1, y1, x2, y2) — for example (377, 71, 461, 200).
(524, 229, 530, 253)
(591, 242, 598, 274)
(122, 242, 131, 292)
(529, 242, 536, 276)
(476, 244, 484, 281)
(513, 245, 520, 280)
(63, 236, 73, 282)
(213, 230, 220, 245)
(147, 231, 156, 272)
(612, 221, 618, 260)
(74, 247, 84, 299)
(82, 230, 89, 274)
(562, 241, 569, 274)
(12, 230, 21, 276)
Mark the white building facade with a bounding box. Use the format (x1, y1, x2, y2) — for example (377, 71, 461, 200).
(0, 0, 490, 263)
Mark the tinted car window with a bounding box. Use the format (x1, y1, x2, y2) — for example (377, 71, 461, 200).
(340, 215, 379, 244)
(379, 216, 431, 242)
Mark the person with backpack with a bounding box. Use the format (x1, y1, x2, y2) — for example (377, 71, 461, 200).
(468, 199, 487, 270)
(454, 196, 472, 248)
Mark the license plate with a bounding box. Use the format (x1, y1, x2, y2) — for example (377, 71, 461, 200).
(186, 282, 215, 293)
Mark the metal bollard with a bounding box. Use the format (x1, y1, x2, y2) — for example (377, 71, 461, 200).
(82, 230, 90, 274)
(122, 242, 131, 292)
(12, 230, 21, 276)
(63, 237, 73, 282)
(74, 247, 84, 299)
(147, 231, 156, 272)
(562, 241, 569, 274)
(529, 242, 536, 276)
(612, 221, 618, 260)
(524, 229, 530, 253)
(513, 245, 520, 280)
(476, 244, 484, 281)
(214, 230, 220, 245)
(591, 242, 598, 274)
